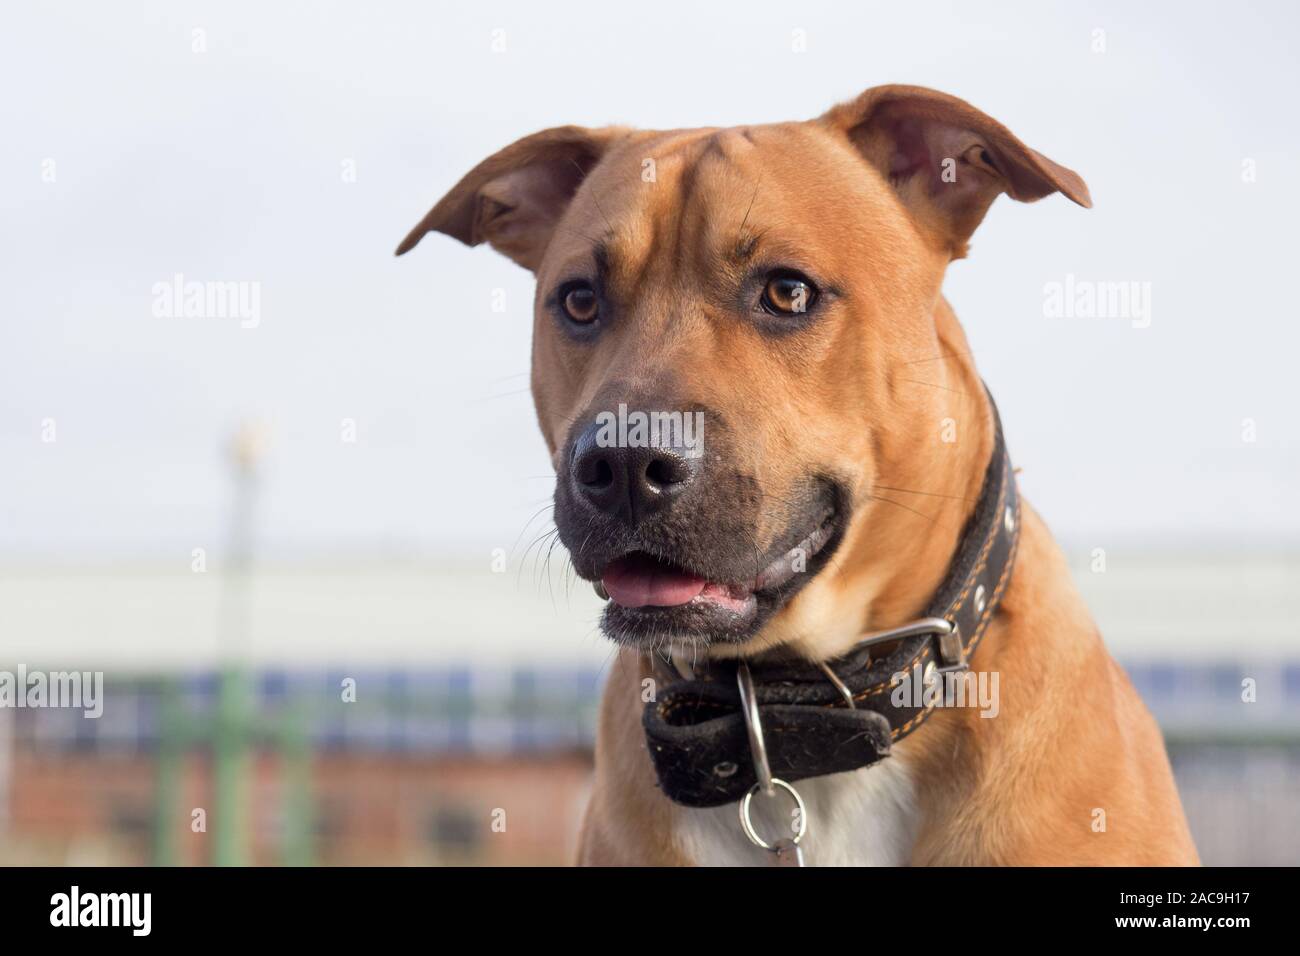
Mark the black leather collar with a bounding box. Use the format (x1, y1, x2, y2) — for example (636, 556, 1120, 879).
(641, 392, 1021, 807)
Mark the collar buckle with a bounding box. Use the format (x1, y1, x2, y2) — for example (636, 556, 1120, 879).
(850, 615, 968, 674)
(934, 623, 969, 674)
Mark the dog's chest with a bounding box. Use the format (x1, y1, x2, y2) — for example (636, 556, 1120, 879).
(671, 757, 918, 866)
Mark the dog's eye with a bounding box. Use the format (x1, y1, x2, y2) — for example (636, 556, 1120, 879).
(760, 272, 817, 316)
(560, 282, 599, 323)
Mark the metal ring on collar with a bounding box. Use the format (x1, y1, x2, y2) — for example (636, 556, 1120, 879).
(739, 778, 808, 851)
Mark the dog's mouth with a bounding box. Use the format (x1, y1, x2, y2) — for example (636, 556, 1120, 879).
(594, 504, 845, 647)
(601, 511, 839, 612)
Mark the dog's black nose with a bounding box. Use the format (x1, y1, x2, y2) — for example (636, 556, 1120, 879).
(570, 421, 700, 523)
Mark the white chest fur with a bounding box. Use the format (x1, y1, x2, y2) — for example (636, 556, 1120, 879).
(671, 755, 918, 866)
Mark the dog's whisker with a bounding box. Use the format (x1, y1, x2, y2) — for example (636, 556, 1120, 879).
(510, 503, 555, 557)
(564, 555, 580, 604)
(893, 348, 976, 367)
(510, 523, 553, 575)
(541, 529, 562, 588)
(870, 483, 978, 503)
(516, 526, 559, 589)
(542, 532, 564, 609)
(867, 493, 938, 526)
(517, 528, 553, 581)
(465, 387, 532, 405)
(486, 370, 530, 384)
(894, 378, 974, 397)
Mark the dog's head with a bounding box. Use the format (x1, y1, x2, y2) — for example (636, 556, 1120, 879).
(399, 85, 1088, 659)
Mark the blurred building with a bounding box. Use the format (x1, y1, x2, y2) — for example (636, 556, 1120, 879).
(0, 553, 1296, 865)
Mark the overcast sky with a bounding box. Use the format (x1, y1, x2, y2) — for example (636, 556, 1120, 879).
(3, 0, 1298, 563)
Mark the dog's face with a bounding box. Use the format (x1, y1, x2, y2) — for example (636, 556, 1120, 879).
(399, 86, 1088, 656)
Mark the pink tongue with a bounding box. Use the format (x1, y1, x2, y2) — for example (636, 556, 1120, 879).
(602, 557, 707, 608)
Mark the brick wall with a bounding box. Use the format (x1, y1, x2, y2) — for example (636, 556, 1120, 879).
(3, 750, 593, 866)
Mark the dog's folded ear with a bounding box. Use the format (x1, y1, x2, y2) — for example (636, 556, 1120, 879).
(395, 125, 624, 270)
(822, 85, 1091, 257)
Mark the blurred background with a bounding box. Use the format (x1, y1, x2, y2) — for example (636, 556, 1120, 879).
(1, 0, 1297, 865)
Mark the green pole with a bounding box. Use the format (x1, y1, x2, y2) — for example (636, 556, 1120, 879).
(213, 664, 250, 866)
(152, 677, 182, 867)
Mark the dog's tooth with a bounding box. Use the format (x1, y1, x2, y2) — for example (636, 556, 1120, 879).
(593, 581, 610, 601)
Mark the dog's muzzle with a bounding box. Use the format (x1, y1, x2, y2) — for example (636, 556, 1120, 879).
(640, 386, 1021, 808)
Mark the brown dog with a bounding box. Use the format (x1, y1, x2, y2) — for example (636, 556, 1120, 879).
(398, 85, 1199, 865)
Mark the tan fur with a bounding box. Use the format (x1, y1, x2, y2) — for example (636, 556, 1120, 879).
(399, 85, 1198, 866)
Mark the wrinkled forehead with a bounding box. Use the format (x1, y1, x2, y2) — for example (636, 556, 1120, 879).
(538, 122, 906, 292)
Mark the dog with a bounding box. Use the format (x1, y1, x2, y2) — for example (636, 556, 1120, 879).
(398, 85, 1199, 866)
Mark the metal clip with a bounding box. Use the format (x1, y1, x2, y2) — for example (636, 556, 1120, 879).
(736, 662, 809, 866)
